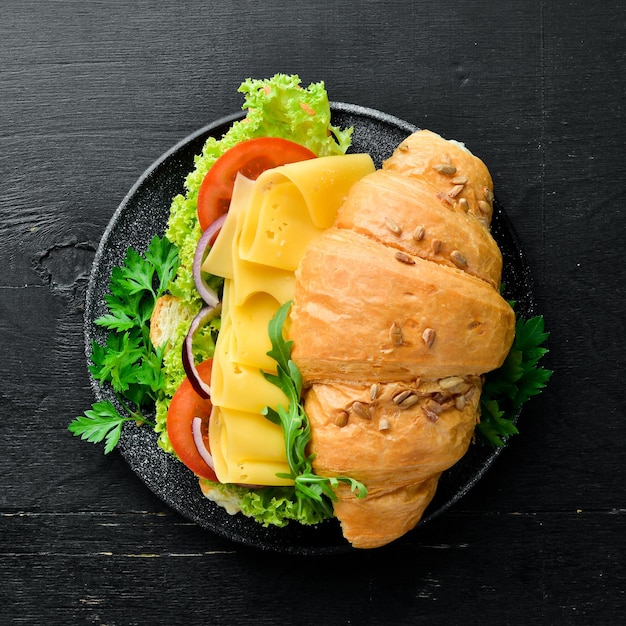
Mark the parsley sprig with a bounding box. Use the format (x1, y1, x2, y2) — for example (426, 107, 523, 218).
(478, 314, 552, 446)
(69, 401, 149, 454)
(262, 302, 368, 517)
(69, 236, 179, 452)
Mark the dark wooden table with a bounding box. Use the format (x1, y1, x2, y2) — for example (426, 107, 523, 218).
(2, 1, 624, 624)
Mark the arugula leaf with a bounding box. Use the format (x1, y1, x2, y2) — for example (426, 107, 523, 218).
(261, 302, 367, 519)
(478, 314, 552, 447)
(69, 235, 177, 450)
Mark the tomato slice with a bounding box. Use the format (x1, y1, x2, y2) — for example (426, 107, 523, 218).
(167, 359, 217, 481)
(197, 137, 317, 230)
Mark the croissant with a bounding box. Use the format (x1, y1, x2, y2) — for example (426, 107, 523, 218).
(288, 130, 516, 548)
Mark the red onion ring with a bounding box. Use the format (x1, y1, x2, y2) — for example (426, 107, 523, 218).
(182, 304, 221, 399)
(193, 214, 227, 307)
(192, 416, 215, 470)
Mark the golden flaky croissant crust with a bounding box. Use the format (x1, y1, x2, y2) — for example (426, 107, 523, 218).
(289, 130, 516, 548)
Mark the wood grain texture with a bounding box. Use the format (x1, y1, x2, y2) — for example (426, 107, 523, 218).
(1, 510, 622, 625)
(2, 0, 625, 623)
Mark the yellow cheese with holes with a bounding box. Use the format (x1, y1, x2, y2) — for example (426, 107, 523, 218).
(257, 154, 376, 229)
(231, 257, 295, 306)
(210, 322, 288, 414)
(205, 154, 375, 486)
(238, 155, 375, 270)
(229, 292, 280, 370)
(238, 179, 322, 271)
(209, 407, 292, 486)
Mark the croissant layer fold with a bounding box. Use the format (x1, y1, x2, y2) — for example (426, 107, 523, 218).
(291, 228, 515, 383)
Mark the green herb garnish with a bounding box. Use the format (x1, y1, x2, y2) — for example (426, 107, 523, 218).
(68, 401, 151, 454)
(69, 235, 179, 451)
(478, 314, 552, 446)
(261, 302, 368, 518)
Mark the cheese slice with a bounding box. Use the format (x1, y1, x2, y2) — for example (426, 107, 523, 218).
(231, 256, 295, 306)
(238, 179, 320, 271)
(209, 406, 292, 486)
(201, 174, 256, 279)
(229, 291, 280, 370)
(257, 154, 376, 229)
(238, 155, 375, 270)
(210, 322, 288, 414)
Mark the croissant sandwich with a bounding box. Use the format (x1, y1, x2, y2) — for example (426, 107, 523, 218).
(75, 76, 533, 552)
(289, 130, 515, 548)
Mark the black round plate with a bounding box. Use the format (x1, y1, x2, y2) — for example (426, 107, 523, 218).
(84, 103, 536, 555)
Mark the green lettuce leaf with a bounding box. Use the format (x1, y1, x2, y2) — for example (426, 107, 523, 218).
(238, 74, 353, 156)
(200, 481, 333, 528)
